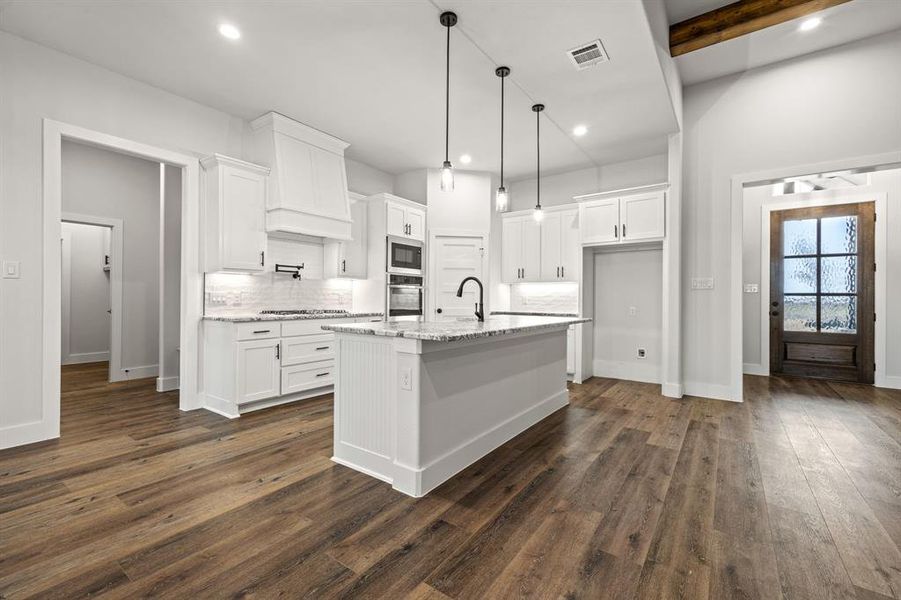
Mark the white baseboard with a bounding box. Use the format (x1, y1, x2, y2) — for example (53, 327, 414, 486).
(201, 393, 240, 419)
(155, 376, 180, 392)
(0, 419, 59, 450)
(62, 351, 109, 365)
(592, 359, 661, 384)
(743, 363, 769, 376)
(113, 364, 158, 382)
(878, 375, 901, 390)
(391, 388, 569, 497)
(683, 381, 738, 402)
(661, 382, 683, 398)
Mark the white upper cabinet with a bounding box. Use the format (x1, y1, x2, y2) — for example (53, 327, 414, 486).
(249, 112, 352, 240)
(538, 208, 580, 281)
(324, 197, 368, 279)
(621, 191, 665, 242)
(201, 154, 270, 273)
(385, 199, 426, 241)
(579, 197, 620, 245)
(501, 215, 541, 283)
(578, 187, 666, 246)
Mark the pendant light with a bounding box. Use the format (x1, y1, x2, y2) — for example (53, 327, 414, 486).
(439, 11, 457, 192)
(495, 66, 511, 212)
(532, 103, 545, 222)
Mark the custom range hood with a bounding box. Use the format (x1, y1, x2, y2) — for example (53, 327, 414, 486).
(249, 112, 353, 240)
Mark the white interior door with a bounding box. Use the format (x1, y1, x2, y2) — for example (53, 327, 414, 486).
(431, 234, 486, 321)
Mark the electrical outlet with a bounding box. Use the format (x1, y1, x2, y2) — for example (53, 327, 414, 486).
(637, 348, 647, 359)
(2, 260, 20, 279)
(628, 306, 637, 317)
(400, 368, 412, 391)
(691, 277, 715, 290)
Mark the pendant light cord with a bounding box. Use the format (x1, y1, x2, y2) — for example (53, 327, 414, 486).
(500, 75, 504, 186)
(536, 108, 540, 209)
(445, 23, 450, 163)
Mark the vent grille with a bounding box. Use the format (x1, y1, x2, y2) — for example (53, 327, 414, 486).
(567, 39, 609, 70)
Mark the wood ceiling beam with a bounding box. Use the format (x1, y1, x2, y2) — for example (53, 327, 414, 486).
(669, 0, 852, 57)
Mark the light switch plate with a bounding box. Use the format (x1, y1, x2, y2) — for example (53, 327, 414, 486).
(691, 277, 714, 290)
(2, 260, 20, 279)
(628, 306, 637, 317)
(744, 283, 759, 293)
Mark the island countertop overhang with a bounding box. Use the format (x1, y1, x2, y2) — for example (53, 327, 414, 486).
(321, 315, 590, 342)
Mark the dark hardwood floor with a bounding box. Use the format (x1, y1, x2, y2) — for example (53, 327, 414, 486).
(1, 362, 899, 599)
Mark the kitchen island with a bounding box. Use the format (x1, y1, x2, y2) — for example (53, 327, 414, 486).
(322, 315, 590, 497)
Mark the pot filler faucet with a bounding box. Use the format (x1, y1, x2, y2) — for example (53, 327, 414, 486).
(455, 276, 484, 322)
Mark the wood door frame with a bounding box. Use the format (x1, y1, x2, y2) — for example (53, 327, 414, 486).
(769, 201, 875, 383)
(426, 229, 488, 321)
(61, 213, 124, 381)
(758, 191, 887, 386)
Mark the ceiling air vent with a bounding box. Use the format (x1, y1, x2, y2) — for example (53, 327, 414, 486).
(567, 39, 609, 70)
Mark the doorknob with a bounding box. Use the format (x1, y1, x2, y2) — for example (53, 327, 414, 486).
(437, 308, 443, 314)
(771, 301, 779, 307)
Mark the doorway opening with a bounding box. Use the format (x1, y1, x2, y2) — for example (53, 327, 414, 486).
(740, 166, 898, 388)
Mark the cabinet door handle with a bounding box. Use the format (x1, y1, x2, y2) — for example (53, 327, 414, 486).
(622, 224, 626, 238)
(316, 372, 330, 377)
(341, 259, 346, 273)
(556, 267, 560, 278)
(614, 225, 618, 239)
(275, 343, 280, 360)
(561, 266, 565, 278)
(315, 346, 330, 351)
(253, 329, 271, 334)
(260, 251, 265, 266)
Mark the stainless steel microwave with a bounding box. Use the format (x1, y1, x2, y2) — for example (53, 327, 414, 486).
(386, 236, 423, 276)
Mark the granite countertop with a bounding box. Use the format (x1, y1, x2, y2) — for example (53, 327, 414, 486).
(490, 311, 580, 317)
(321, 315, 591, 342)
(203, 311, 383, 323)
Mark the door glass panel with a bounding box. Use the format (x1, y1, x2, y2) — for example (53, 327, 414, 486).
(821, 216, 857, 254)
(784, 257, 817, 293)
(783, 219, 817, 256)
(821, 256, 857, 293)
(784, 295, 817, 332)
(821, 295, 857, 333)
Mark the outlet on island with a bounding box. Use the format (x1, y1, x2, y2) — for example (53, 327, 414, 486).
(637, 348, 647, 359)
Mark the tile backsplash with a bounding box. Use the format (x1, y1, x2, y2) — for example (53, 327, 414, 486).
(205, 273, 353, 315)
(509, 282, 579, 314)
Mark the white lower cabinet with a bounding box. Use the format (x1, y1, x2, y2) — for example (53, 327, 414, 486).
(236, 339, 281, 403)
(203, 316, 370, 417)
(566, 326, 575, 374)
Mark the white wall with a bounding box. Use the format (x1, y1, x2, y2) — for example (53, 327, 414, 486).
(393, 169, 429, 205)
(346, 157, 395, 196)
(741, 169, 901, 381)
(0, 31, 244, 437)
(507, 154, 668, 212)
(593, 248, 663, 383)
(62, 140, 161, 377)
(426, 169, 492, 233)
(61, 222, 110, 364)
(159, 164, 181, 388)
(682, 29, 901, 397)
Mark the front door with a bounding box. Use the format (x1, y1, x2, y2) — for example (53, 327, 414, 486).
(431, 234, 485, 321)
(770, 202, 875, 383)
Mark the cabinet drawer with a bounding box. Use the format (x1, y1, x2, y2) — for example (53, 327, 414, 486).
(281, 317, 355, 337)
(281, 360, 335, 395)
(236, 322, 281, 340)
(281, 334, 335, 366)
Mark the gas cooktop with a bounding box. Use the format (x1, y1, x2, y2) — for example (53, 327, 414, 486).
(259, 309, 350, 315)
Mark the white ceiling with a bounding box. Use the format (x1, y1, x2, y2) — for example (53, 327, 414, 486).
(665, 0, 901, 86)
(0, 0, 680, 180)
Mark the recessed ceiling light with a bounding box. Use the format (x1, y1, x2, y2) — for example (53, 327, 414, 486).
(459, 154, 472, 164)
(218, 23, 241, 40)
(799, 17, 821, 32)
(573, 124, 588, 137)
